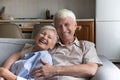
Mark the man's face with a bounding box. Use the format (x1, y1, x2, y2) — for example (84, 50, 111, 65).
(55, 16, 77, 43)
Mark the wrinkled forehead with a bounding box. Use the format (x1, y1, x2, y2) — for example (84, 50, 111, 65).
(54, 16, 76, 26)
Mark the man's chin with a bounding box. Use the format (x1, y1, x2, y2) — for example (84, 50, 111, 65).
(61, 37, 70, 41)
(61, 35, 69, 38)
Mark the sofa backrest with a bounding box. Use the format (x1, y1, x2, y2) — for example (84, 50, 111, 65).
(0, 38, 34, 66)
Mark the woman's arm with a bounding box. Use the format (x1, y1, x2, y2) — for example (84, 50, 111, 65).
(0, 67, 28, 80)
(2, 43, 34, 69)
(0, 67, 17, 80)
(2, 52, 22, 69)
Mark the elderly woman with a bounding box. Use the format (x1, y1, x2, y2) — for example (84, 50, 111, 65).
(0, 25, 58, 80)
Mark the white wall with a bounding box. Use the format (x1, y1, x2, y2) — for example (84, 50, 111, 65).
(0, 0, 95, 19)
(96, 0, 120, 62)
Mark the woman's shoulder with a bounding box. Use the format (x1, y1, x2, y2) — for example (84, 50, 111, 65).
(20, 43, 34, 57)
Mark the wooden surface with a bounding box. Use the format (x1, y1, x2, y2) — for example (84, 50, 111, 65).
(76, 21, 94, 42)
(0, 19, 94, 42)
(20, 27, 33, 33)
(19, 20, 94, 43)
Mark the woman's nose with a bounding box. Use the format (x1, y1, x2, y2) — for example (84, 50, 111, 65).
(43, 35, 48, 39)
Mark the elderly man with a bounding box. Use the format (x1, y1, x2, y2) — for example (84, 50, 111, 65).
(30, 9, 102, 80)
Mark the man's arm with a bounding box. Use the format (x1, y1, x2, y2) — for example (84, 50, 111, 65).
(2, 52, 22, 69)
(54, 62, 98, 78)
(31, 59, 98, 78)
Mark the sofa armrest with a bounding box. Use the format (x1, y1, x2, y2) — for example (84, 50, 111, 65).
(90, 55, 120, 80)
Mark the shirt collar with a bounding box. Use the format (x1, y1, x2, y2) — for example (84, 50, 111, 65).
(57, 37, 80, 47)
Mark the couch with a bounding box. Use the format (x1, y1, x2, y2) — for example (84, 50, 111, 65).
(0, 38, 120, 80)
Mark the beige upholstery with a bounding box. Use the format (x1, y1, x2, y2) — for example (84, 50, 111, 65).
(0, 23, 23, 38)
(31, 23, 53, 38)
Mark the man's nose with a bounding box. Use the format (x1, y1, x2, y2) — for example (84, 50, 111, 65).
(61, 26, 66, 32)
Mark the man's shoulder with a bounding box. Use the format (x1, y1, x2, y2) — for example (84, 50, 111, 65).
(79, 40, 95, 48)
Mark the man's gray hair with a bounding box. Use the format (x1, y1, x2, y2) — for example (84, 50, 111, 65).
(53, 9, 76, 22)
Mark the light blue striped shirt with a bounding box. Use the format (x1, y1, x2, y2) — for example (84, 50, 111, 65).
(10, 50, 53, 80)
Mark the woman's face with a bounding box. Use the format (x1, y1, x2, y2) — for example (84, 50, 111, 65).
(35, 29, 56, 50)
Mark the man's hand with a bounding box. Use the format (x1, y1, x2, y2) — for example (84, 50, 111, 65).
(30, 58, 56, 79)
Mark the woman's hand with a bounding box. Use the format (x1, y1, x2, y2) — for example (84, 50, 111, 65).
(30, 58, 57, 79)
(0, 67, 16, 80)
(0, 77, 5, 80)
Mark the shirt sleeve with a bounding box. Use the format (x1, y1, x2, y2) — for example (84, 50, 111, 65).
(83, 42, 103, 66)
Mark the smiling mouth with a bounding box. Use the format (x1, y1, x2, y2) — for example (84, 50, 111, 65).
(61, 31, 69, 37)
(39, 39, 47, 45)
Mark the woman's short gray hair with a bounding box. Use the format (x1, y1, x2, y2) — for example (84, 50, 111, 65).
(38, 25, 58, 44)
(53, 9, 76, 22)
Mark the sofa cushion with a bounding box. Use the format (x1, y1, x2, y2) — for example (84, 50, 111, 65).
(91, 55, 120, 80)
(0, 38, 34, 66)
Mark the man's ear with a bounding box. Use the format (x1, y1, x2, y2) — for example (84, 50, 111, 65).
(75, 22, 78, 30)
